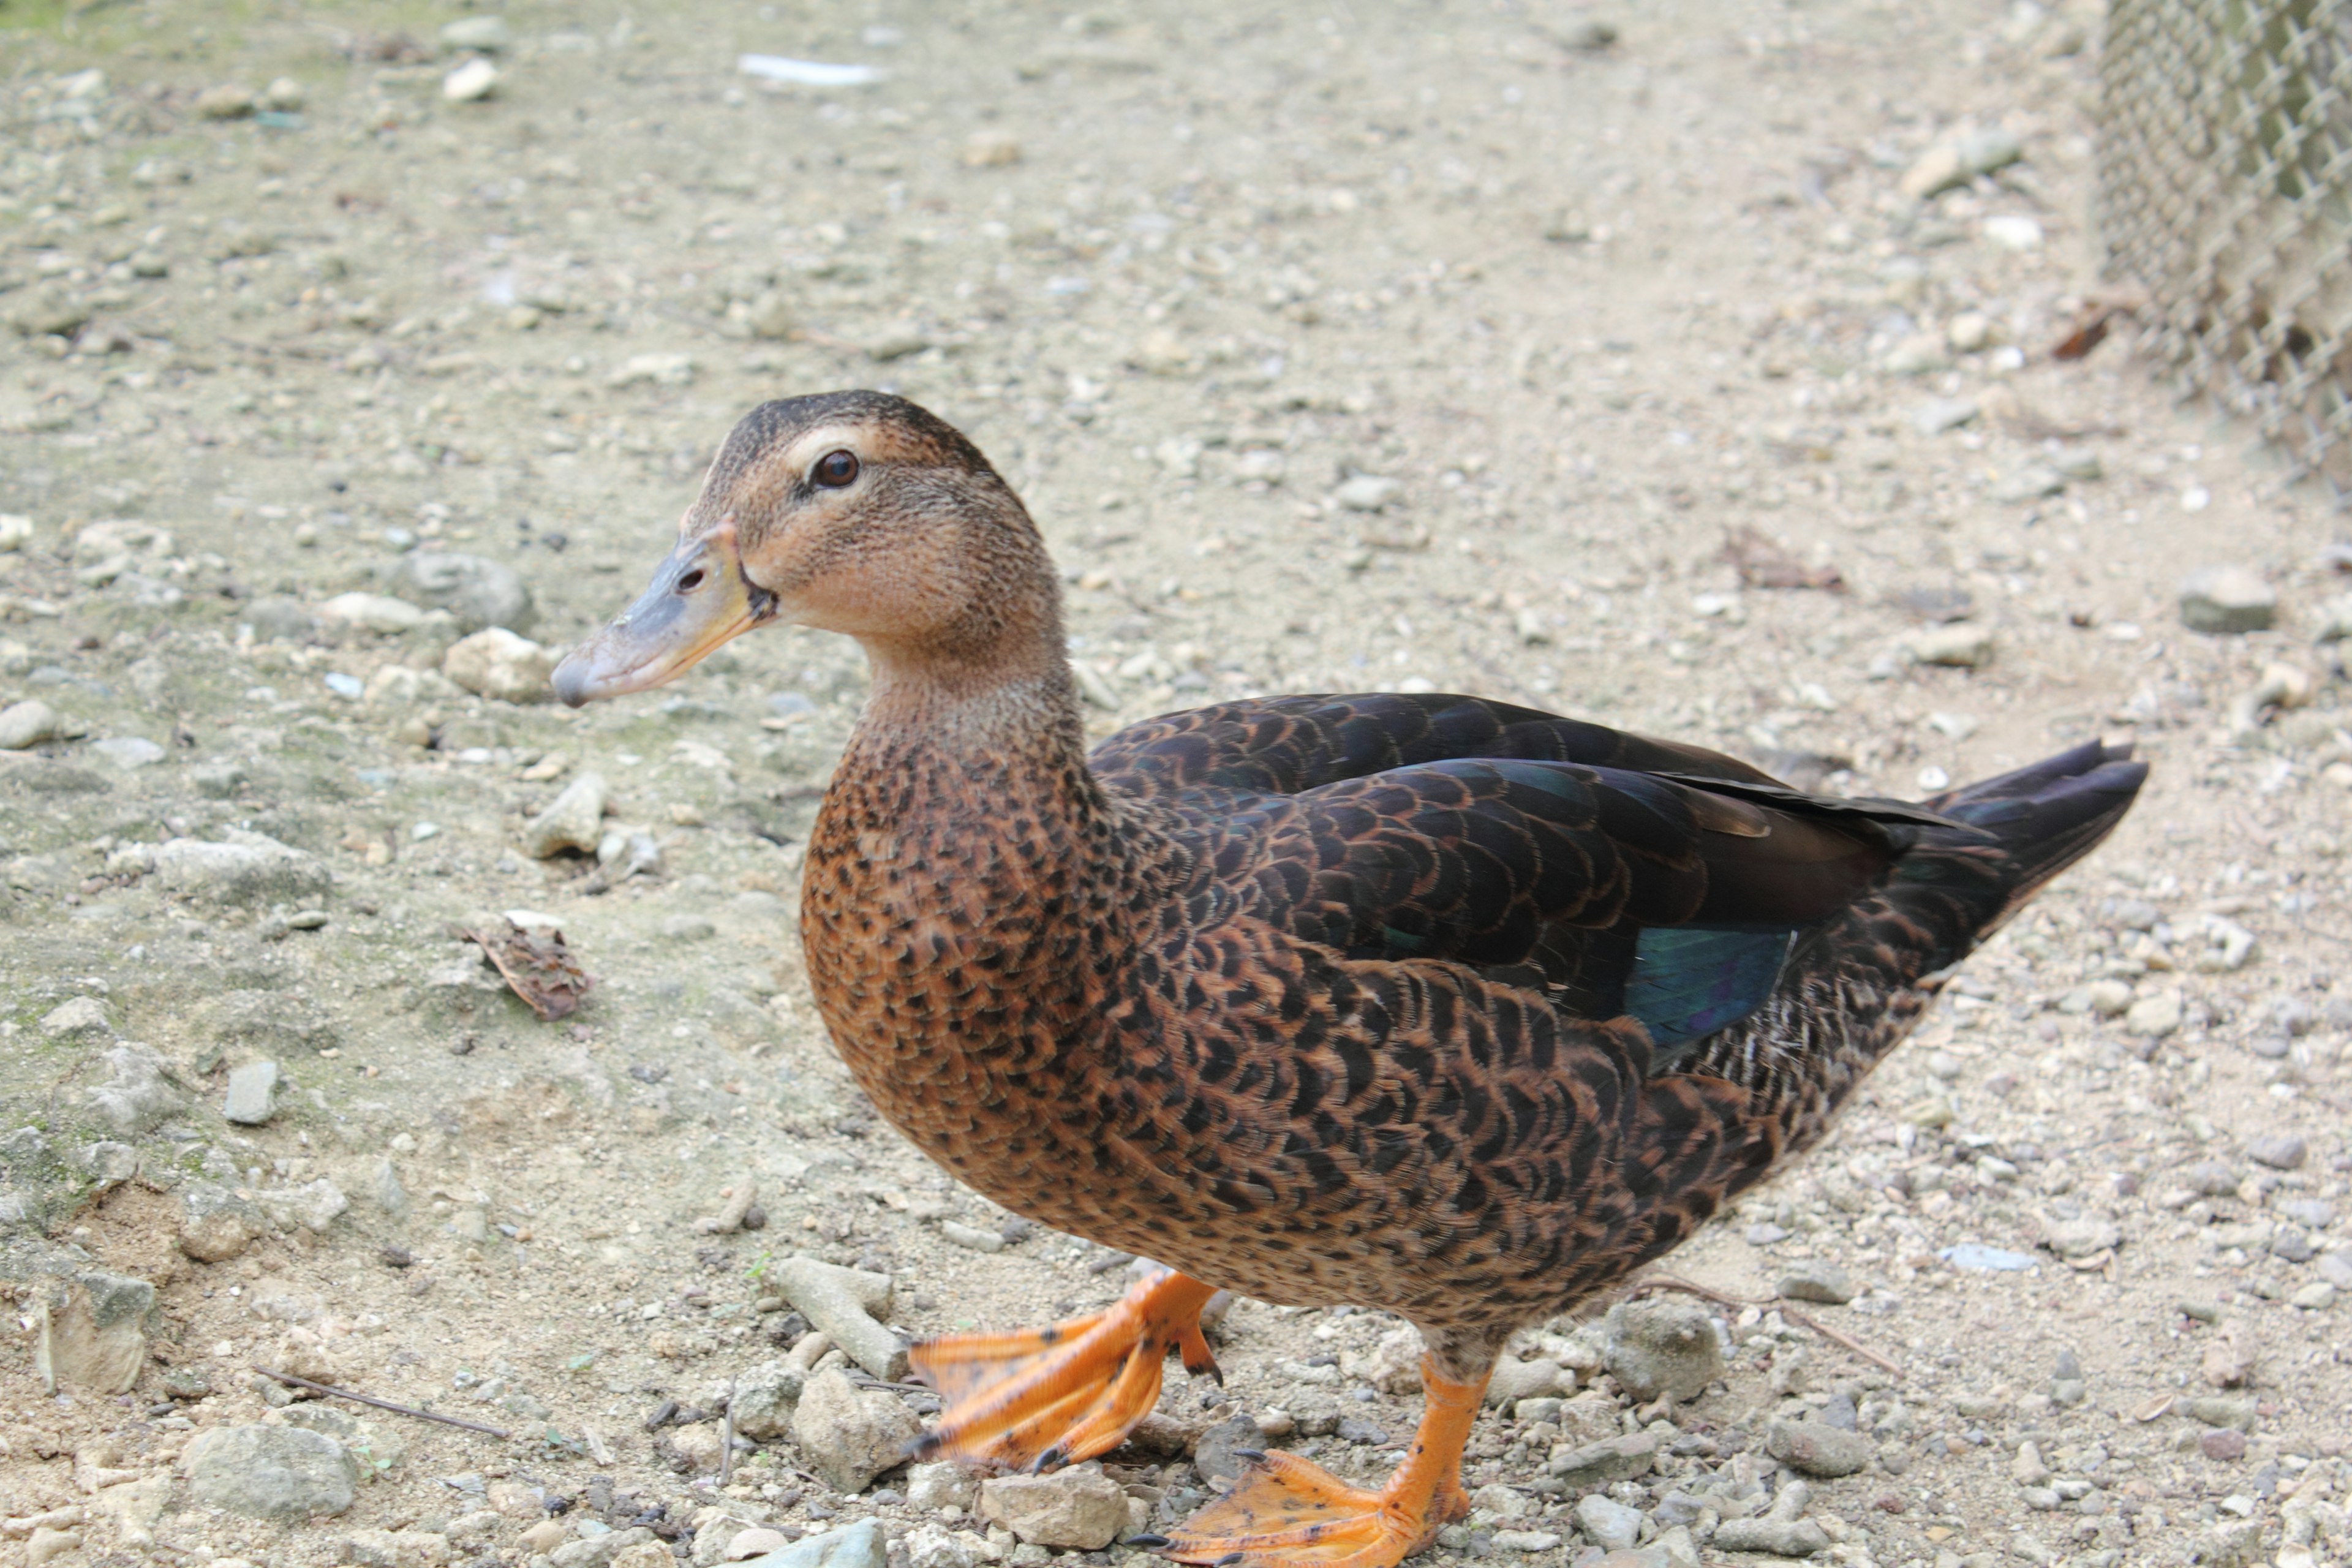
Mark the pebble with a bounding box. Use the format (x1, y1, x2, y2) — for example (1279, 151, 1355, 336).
(0, 698, 61, 750)
(1912, 396, 1980, 436)
(962, 129, 1023, 167)
(1573, 1495, 1644, 1552)
(790, 1368, 921, 1493)
(905, 1460, 976, 1513)
(319, 591, 434, 633)
(1904, 622, 1996, 668)
(443, 59, 500, 102)
(40, 996, 113, 1040)
(1981, 214, 2044, 251)
(185, 1424, 355, 1519)
(24, 1530, 83, 1568)
(2247, 1134, 2306, 1170)
(1491, 1531, 1565, 1554)
(1767, 1417, 1874, 1477)
(1989, 464, 2065, 503)
(772, 1256, 906, 1381)
(902, 1525, 997, 1568)
(2318, 1254, 2352, 1289)
(440, 15, 511, 50)
(1547, 1431, 1658, 1489)
(1776, 1262, 1854, 1305)
(978, 1464, 1128, 1549)
(196, 83, 257, 119)
(223, 1059, 281, 1125)
(393, 551, 537, 633)
(178, 1182, 262, 1261)
(1334, 475, 1401, 511)
(1711, 1516, 1830, 1557)
(445, 628, 557, 703)
(729, 1360, 805, 1439)
(2201, 1429, 2248, 1461)
(523, 771, 609, 858)
(727, 1530, 794, 1561)
(1939, 1243, 2036, 1272)
(2125, 991, 2182, 1038)
(2179, 565, 2277, 634)
(1899, 125, 2024, 199)
(939, 1219, 1004, 1253)
(734, 1520, 885, 1568)
(158, 829, 331, 907)
(1601, 1298, 1722, 1401)
(611, 353, 696, 387)
(1192, 1412, 1261, 1483)
(2040, 1216, 2120, 1259)
(1483, 1354, 1563, 1406)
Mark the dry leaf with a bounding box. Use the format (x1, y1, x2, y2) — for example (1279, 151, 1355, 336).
(457, 919, 597, 1021)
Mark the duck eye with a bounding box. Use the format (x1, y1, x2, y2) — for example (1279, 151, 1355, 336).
(813, 450, 860, 488)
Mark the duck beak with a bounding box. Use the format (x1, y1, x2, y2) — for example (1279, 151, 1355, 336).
(551, 521, 776, 706)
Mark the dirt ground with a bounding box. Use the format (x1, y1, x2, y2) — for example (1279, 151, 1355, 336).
(2, 1, 2348, 1567)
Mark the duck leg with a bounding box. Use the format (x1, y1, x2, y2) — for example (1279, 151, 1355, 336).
(910, 1270, 1221, 1471)
(1152, 1355, 1486, 1568)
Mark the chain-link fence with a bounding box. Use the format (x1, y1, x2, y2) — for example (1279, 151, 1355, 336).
(2097, 0, 2352, 502)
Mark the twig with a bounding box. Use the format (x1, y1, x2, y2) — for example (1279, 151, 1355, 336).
(251, 1365, 513, 1438)
(1626, 1273, 1904, 1380)
(718, 1379, 737, 1487)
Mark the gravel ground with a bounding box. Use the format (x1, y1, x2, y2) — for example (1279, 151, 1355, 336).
(2, 3, 2350, 1568)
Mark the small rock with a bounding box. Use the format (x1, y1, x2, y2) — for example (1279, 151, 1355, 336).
(1547, 1431, 1658, 1489)
(445, 628, 556, 703)
(186, 1424, 356, 1520)
(224, 1059, 281, 1125)
(393, 552, 536, 633)
(1711, 1517, 1830, 1557)
(40, 996, 113, 1040)
(1776, 1262, 1854, 1305)
(195, 83, 257, 119)
(1898, 125, 2024, 199)
(2290, 1281, 2335, 1310)
(2202, 1332, 2256, 1388)
(734, 1520, 885, 1568)
(1911, 396, 1980, 436)
(867, 329, 932, 363)
(1600, 1298, 1724, 1401)
(744, 293, 795, 341)
(905, 1460, 976, 1513)
(440, 15, 511, 50)
(319, 592, 434, 634)
(1572, 1495, 1643, 1552)
(902, 1525, 998, 1568)
(256, 1177, 350, 1234)
(2013, 1440, 2051, 1485)
(773, 1256, 905, 1381)
(1490, 1532, 1566, 1555)
(345, 1529, 452, 1568)
(1334, 475, 1401, 512)
(179, 1182, 263, 1262)
(1989, 464, 2065, 503)
(1186, 1411, 1259, 1483)
(978, 1464, 1128, 1550)
(2247, 1134, 2307, 1170)
(0, 698, 61, 750)
(790, 1368, 921, 1493)
(2125, 992, 2183, 1038)
(939, 1219, 1004, 1253)
(1981, 215, 2044, 251)
(443, 59, 500, 102)
(522, 771, 609, 858)
(1128, 327, 1193, 375)
(2318, 1253, 2352, 1289)
(730, 1360, 805, 1440)
(25, 1529, 82, 1568)
(962, 129, 1023, 167)
(2200, 1428, 2248, 1461)
(1766, 1417, 1874, 1477)
(728, 1530, 794, 1561)
(1483, 1354, 1563, 1406)
(32, 1270, 154, 1394)
(2183, 1160, 2240, 1196)
(610, 352, 696, 387)
(155, 830, 331, 907)
(1904, 622, 1995, 668)
(2040, 1215, 2120, 1259)
(2180, 565, 2277, 635)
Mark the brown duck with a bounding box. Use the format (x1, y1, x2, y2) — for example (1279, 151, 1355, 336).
(554, 391, 2144, 1568)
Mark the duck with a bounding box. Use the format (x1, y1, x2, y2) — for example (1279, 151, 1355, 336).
(552, 390, 2145, 1568)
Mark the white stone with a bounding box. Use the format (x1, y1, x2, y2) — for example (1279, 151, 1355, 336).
(443, 59, 500, 102)
(318, 592, 431, 633)
(0, 699, 61, 750)
(444, 627, 556, 703)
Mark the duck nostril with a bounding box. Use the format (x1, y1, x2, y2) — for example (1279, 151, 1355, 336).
(676, 568, 705, 592)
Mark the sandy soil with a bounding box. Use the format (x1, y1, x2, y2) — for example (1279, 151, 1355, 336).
(1, 2, 2348, 1567)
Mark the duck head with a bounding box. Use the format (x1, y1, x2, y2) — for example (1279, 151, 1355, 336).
(552, 390, 1059, 707)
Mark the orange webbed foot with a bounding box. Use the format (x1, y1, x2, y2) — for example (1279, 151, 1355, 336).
(1148, 1354, 1486, 1568)
(910, 1269, 1221, 1472)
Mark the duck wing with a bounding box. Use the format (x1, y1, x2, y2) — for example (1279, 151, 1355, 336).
(1090, 692, 1785, 801)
